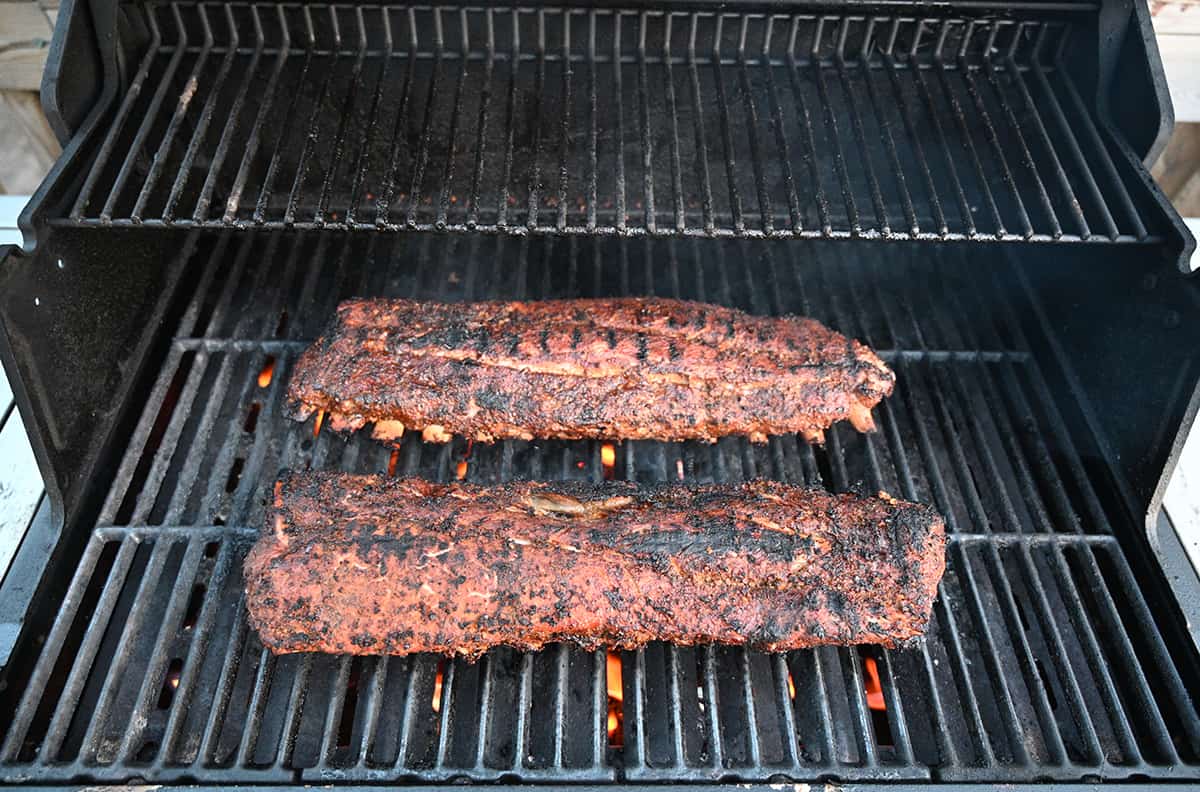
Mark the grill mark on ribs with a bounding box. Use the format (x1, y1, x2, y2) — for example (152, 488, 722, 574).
(244, 473, 945, 657)
(286, 297, 895, 443)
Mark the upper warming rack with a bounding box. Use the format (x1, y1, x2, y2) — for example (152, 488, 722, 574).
(57, 2, 1162, 242)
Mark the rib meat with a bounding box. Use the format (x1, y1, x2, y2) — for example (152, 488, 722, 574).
(287, 298, 894, 444)
(244, 472, 945, 657)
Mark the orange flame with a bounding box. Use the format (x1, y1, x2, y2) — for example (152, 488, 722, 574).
(606, 650, 623, 745)
(432, 665, 445, 713)
(312, 409, 325, 438)
(606, 652, 623, 702)
(787, 672, 796, 700)
(387, 449, 400, 477)
(863, 656, 885, 712)
(601, 443, 616, 480)
(456, 460, 468, 480)
(257, 356, 276, 388)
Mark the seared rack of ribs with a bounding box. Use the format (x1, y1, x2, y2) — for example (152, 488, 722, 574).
(287, 297, 895, 445)
(244, 472, 945, 657)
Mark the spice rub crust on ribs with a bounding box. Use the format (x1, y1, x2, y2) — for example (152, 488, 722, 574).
(286, 298, 895, 445)
(244, 472, 945, 657)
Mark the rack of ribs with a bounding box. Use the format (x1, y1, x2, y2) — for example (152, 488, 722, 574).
(244, 472, 945, 657)
(286, 297, 894, 445)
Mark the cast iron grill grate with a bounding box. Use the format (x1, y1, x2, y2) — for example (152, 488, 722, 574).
(58, 2, 1163, 243)
(1, 233, 1197, 784)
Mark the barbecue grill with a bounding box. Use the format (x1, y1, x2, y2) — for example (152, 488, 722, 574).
(0, 0, 1198, 787)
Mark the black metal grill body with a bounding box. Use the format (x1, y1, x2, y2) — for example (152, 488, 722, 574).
(0, 0, 1198, 787)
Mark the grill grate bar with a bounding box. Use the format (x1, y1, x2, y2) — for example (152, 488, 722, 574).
(553, 12, 572, 230)
(346, 10, 394, 224)
(405, 8, 449, 229)
(76, 539, 176, 763)
(785, 34, 830, 231)
(357, 656, 390, 768)
(686, 21, 715, 233)
(233, 647, 277, 767)
(374, 7, 417, 226)
(1015, 544, 1107, 764)
(739, 649, 764, 767)
(315, 9, 370, 225)
(1073, 547, 1181, 760)
(807, 647, 838, 766)
(626, 648, 647, 769)
(283, 9, 340, 226)
(511, 651, 535, 772)
(991, 41, 1085, 238)
(591, 649, 607, 767)
(760, 20, 801, 233)
(1104, 545, 1200, 750)
(165, 6, 239, 222)
(881, 38, 947, 234)
(951, 544, 1037, 764)
(431, 657, 455, 767)
(874, 649, 917, 764)
(70, 9, 162, 219)
(835, 51, 889, 234)
(99, 6, 186, 222)
(1044, 543, 1150, 762)
(551, 646, 570, 767)
(192, 6, 261, 222)
(960, 48, 1039, 238)
(661, 16, 688, 232)
(931, 23, 1008, 236)
(132, 5, 215, 222)
(584, 14, 600, 231)
(250, 8, 315, 224)
(910, 35, 977, 235)
(197, 595, 250, 764)
(494, 15, 520, 229)
(665, 646, 690, 768)
(981, 543, 1073, 763)
(737, 20, 773, 233)
(770, 654, 801, 766)
(838, 358, 924, 766)
(0, 536, 111, 761)
(393, 643, 423, 767)
(969, 28, 1046, 238)
(1026, 45, 1116, 238)
(158, 537, 238, 764)
(637, 13, 658, 232)
(711, 16, 744, 233)
(841, 648, 879, 767)
(860, 20, 918, 234)
(35, 539, 141, 762)
(1053, 58, 1148, 239)
(221, 7, 289, 223)
(937, 363, 1027, 532)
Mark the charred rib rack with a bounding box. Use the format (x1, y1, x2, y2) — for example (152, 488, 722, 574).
(244, 472, 945, 657)
(286, 298, 895, 444)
